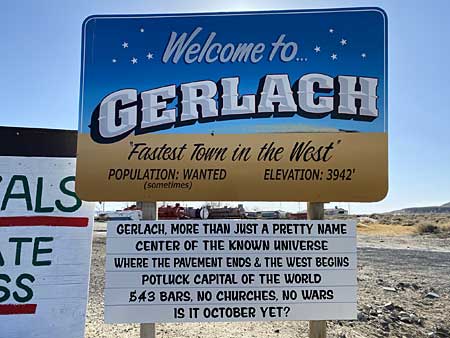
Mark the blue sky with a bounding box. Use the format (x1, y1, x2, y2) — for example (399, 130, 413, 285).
(2, 0, 450, 214)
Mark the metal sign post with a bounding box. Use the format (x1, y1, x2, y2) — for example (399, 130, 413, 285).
(307, 202, 327, 338)
(137, 201, 157, 338)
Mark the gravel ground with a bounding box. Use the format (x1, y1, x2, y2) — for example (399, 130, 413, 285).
(85, 231, 450, 338)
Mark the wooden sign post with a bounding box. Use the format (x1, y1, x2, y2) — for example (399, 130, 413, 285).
(308, 202, 326, 338)
(137, 201, 157, 338)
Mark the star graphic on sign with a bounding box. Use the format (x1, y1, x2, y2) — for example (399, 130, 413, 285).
(329, 28, 334, 33)
(146, 52, 154, 60)
(140, 28, 145, 33)
(122, 42, 128, 48)
(331, 53, 338, 60)
(361, 53, 367, 58)
(340, 38, 348, 46)
(112, 58, 117, 63)
(314, 45, 321, 53)
(131, 57, 138, 64)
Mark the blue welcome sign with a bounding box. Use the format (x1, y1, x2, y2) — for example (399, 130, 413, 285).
(76, 8, 388, 202)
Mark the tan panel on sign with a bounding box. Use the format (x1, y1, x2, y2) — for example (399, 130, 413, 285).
(75, 132, 387, 202)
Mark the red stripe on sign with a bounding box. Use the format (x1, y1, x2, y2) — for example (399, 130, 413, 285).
(0, 304, 37, 315)
(0, 216, 89, 227)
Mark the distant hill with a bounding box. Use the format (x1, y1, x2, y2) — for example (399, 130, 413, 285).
(393, 203, 450, 214)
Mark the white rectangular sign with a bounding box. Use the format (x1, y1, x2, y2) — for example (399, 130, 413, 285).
(105, 220, 357, 323)
(0, 157, 95, 338)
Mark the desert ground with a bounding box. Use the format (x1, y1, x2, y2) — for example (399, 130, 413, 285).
(85, 214, 450, 338)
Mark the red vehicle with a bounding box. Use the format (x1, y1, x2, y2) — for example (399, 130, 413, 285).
(158, 203, 187, 219)
(287, 212, 308, 220)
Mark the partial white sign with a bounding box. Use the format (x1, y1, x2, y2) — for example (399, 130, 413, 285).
(105, 220, 357, 323)
(0, 157, 95, 338)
